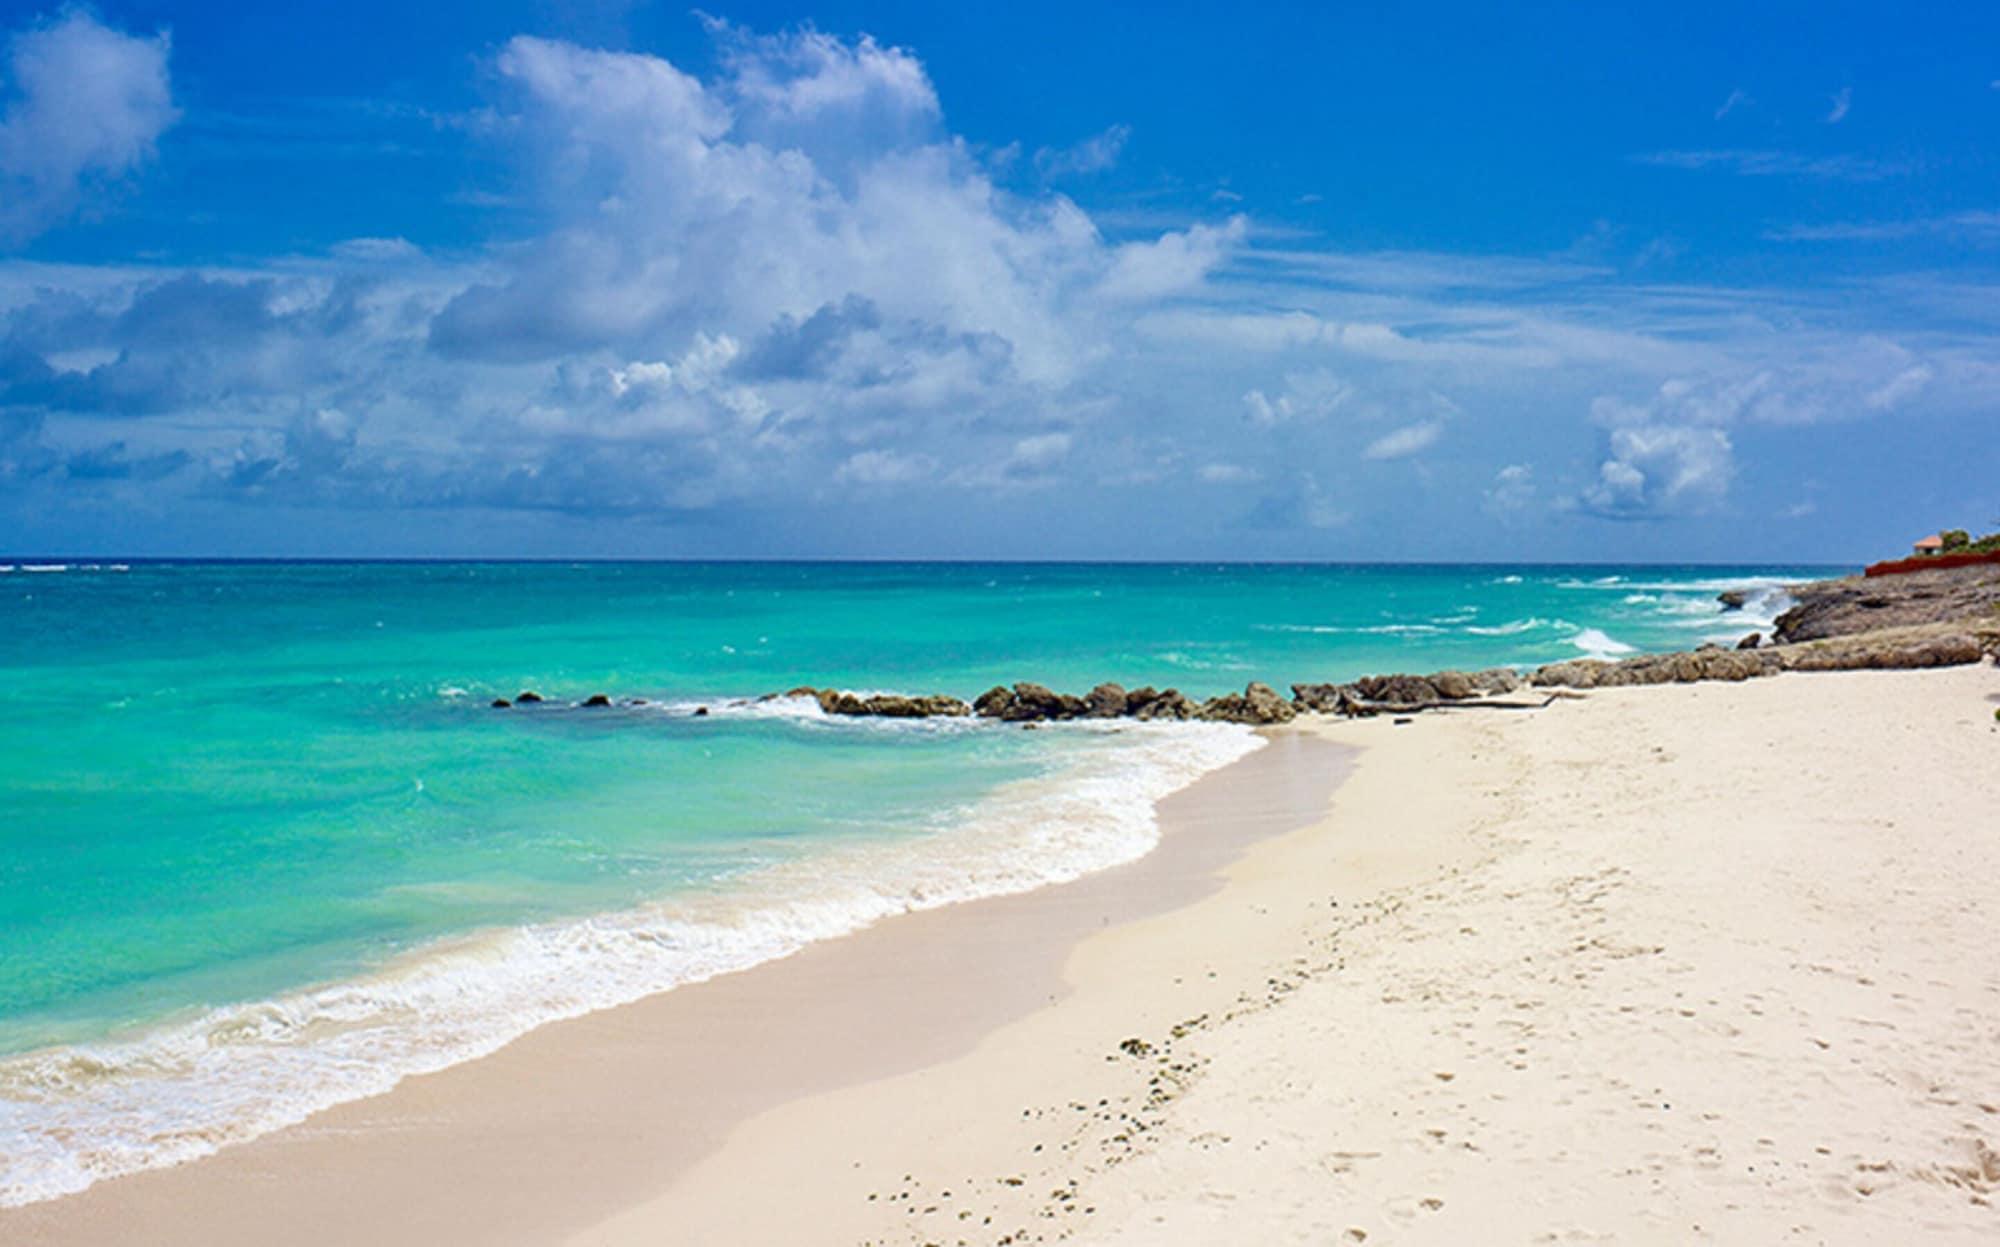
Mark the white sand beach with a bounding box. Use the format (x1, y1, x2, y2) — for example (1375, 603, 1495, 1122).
(7, 663, 1998, 1245)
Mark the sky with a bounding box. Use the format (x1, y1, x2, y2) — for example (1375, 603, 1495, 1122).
(0, 1, 1995, 561)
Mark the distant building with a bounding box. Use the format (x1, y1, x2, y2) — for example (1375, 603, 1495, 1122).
(1913, 533, 1945, 555)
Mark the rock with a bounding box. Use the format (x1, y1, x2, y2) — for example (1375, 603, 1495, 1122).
(1777, 632, 1984, 671)
(515, 691, 543, 704)
(693, 706, 709, 717)
(1290, 682, 1358, 714)
(1355, 674, 1440, 705)
(1773, 562, 2000, 643)
(817, 690, 971, 717)
(1134, 689, 1196, 720)
(783, 686, 818, 699)
(1084, 682, 1128, 718)
(490, 698, 511, 708)
(1533, 647, 1782, 689)
(1529, 659, 1612, 689)
(816, 689, 865, 715)
(581, 693, 612, 707)
(1737, 632, 1763, 650)
(1470, 668, 1521, 694)
(1006, 682, 1085, 721)
(1123, 686, 1161, 715)
(973, 686, 1016, 718)
(1427, 670, 1476, 700)
(1717, 589, 1748, 611)
(909, 694, 972, 717)
(1196, 681, 1297, 724)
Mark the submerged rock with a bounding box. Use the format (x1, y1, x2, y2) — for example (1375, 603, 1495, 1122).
(490, 698, 511, 709)
(581, 693, 613, 708)
(515, 691, 543, 704)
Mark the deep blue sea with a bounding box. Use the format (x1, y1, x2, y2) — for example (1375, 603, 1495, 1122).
(0, 559, 1837, 1203)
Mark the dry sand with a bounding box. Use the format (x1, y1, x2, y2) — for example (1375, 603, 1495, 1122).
(7, 664, 1998, 1244)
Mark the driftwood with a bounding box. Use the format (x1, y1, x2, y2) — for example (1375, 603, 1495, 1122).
(1336, 694, 1560, 718)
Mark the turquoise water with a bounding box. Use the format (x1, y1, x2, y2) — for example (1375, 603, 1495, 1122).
(0, 559, 1840, 1203)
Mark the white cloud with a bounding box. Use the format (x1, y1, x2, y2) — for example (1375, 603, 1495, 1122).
(1035, 123, 1129, 178)
(1362, 420, 1443, 460)
(1098, 216, 1246, 301)
(835, 447, 934, 485)
(0, 10, 178, 243)
(1825, 87, 1852, 124)
(1581, 424, 1733, 517)
(1864, 363, 1932, 411)
(1766, 211, 2000, 242)
(1713, 88, 1749, 120)
(1485, 463, 1537, 512)
(1241, 368, 1352, 427)
(1634, 149, 1906, 181)
(1198, 461, 1257, 484)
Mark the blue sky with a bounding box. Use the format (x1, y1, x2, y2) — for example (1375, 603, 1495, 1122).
(1, 1, 1995, 559)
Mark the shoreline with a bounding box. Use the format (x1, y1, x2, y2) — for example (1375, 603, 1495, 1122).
(6, 662, 1998, 1244)
(0, 728, 1353, 1245)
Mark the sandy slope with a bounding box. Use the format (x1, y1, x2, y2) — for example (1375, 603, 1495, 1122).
(583, 665, 2000, 1245)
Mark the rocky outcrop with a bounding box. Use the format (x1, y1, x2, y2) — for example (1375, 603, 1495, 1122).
(1130, 688, 1197, 720)
(1084, 682, 1129, 718)
(1530, 648, 1779, 689)
(1772, 562, 2000, 644)
(1194, 682, 1297, 724)
(814, 689, 971, 718)
(1470, 667, 1522, 694)
(1529, 625, 1989, 689)
(1737, 633, 1762, 650)
(1774, 630, 1984, 672)
(1717, 589, 1748, 611)
(581, 693, 613, 707)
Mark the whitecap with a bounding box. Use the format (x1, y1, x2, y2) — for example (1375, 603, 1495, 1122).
(1570, 627, 1637, 659)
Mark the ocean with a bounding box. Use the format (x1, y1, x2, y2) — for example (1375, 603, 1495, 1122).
(0, 559, 1836, 1204)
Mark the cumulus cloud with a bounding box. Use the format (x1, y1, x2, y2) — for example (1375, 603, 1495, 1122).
(1580, 424, 1733, 518)
(0, 9, 178, 243)
(4, 18, 1995, 556)
(427, 25, 1229, 395)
